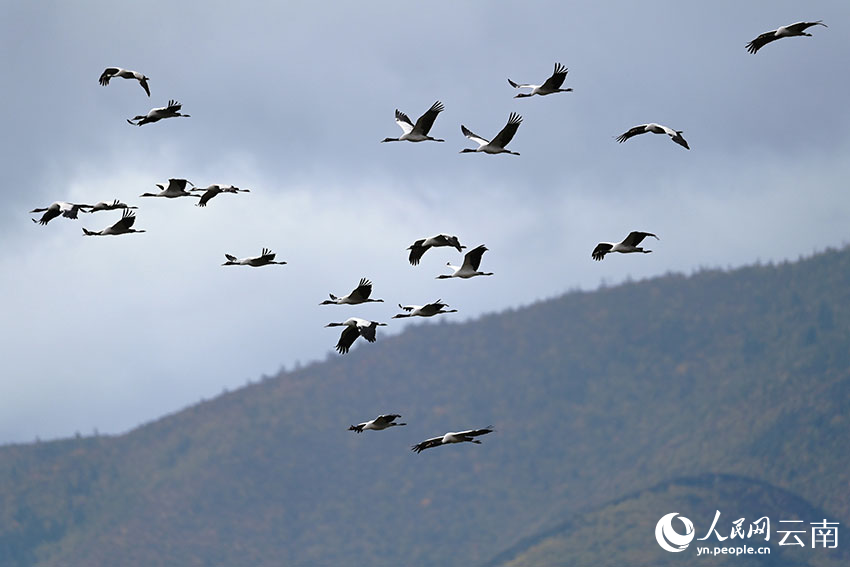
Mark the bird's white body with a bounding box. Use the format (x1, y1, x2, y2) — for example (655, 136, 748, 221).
(349, 414, 406, 433)
(30, 201, 91, 225)
(592, 231, 658, 261)
(191, 184, 250, 207)
(411, 427, 494, 453)
(86, 200, 137, 213)
(320, 278, 383, 305)
(382, 101, 445, 143)
(222, 248, 286, 267)
(393, 300, 457, 318)
(616, 123, 689, 149)
(127, 100, 190, 126)
(82, 209, 145, 236)
(746, 21, 827, 54)
(141, 179, 198, 199)
(508, 62, 572, 98)
(407, 234, 465, 266)
(99, 67, 150, 96)
(460, 113, 523, 155)
(325, 317, 387, 354)
(437, 245, 493, 279)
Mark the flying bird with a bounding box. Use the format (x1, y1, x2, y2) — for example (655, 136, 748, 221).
(85, 200, 138, 213)
(382, 101, 445, 143)
(746, 21, 827, 54)
(460, 113, 522, 155)
(437, 245, 493, 279)
(508, 62, 573, 98)
(127, 100, 190, 126)
(99, 67, 151, 96)
(592, 231, 658, 261)
(616, 123, 689, 149)
(30, 202, 91, 225)
(407, 234, 465, 266)
(140, 178, 198, 199)
(320, 278, 384, 305)
(82, 209, 145, 236)
(393, 300, 457, 318)
(221, 248, 287, 267)
(191, 184, 250, 207)
(411, 427, 494, 453)
(325, 318, 387, 354)
(349, 414, 407, 433)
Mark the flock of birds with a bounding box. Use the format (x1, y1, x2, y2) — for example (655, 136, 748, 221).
(31, 19, 827, 453)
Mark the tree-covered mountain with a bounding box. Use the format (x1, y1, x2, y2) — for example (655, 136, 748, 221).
(1, 247, 848, 566)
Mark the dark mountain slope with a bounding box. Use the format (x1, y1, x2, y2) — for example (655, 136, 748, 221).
(1, 247, 848, 566)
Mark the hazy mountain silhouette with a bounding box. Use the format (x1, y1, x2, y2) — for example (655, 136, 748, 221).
(1, 247, 848, 566)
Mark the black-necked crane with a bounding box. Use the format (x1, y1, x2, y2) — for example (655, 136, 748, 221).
(99, 67, 151, 96)
(437, 245, 493, 279)
(411, 427, 494, 453)
(508, 62, 572, 98)
(349, 414, 406, 433)
(30, 202, 91, 225)
(85, 200, 138, 213)
(746, 21, 827, 54)
(382, 101, 445, 143)
(127, 100, 190, 126)
(191, 184, 250, 207)
(221, 248, 287, 267)
(407, 234, 465, 266)
(461, 113, 522, 155)
(393, 300, 457, 318)
(82, 209, 145, 236)
(320, 278, 384, 305)
(592, 231, 658, 261)
(616, 124, 689, 149)
(140, 178, 198, 199)
(325, 318, 387, 355)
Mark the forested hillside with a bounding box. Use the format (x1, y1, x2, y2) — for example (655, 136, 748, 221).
(1, 247, 848, 566)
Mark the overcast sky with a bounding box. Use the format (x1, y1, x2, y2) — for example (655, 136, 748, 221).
(1, 1, 848, 444)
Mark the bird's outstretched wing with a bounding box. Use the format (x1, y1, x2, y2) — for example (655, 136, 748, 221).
(408, 239, 427, 265)
(623, 231, 658, 247)
(412, 101, 444, 135)
(616, 125, 648, 143)
(358, 323, 379, 343)
(335, 326, 360, 354)
(491, 113, 522, 149)
(592, 242, 612, 261)
(458, 427, 494, 439)
(411, 436, 444, 453)
(786, 20, 827, 34)
(374, 414, 401, 427)
(99, 68, 118, 86)
(352, 278, 373, 300)
(540, 62, 568, 90)
(746, 31, 779, 54)
(394, 110, 414, 135)
(112, 209, 137, 231)
(669, 131, 689, 149)
(461, 125, 489, 147)
(463, 245, 488, 271)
